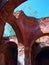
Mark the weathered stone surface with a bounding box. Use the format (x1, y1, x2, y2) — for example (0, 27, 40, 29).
(13, 10, 49, 65)
(17, 43, 25, 65)
(0, 19, 5, 41)
(0, 53, 5, 65)
(13, 10, 49, 46)
(0, 38, 18, 65)
(0, 1, 49, 64)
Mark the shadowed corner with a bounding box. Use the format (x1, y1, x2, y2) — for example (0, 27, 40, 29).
(0, 0, 8, 10)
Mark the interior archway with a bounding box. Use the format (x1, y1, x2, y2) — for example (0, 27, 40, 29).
(31, 35, 49, 65)
(5, 41, 18, 65)
(3, 21, 23, 43)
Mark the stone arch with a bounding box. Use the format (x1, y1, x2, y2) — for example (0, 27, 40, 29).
(31, 35, 49, 65)
(0, 40, 18, 65)
(4, 19, 23, 43)
(4, 41, 18, 65)
(0, 16, 23, 43)
(0, 0, 26, 43)
(7, 20, 23, 43)
(30, 32, 49, 48)
(0, 17, 23, 44)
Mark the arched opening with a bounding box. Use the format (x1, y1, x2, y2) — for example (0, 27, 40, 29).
(3, 22, 23, 43)
(5, 41, 18, 65)
(3, 22, 16, 37)
(31, 35, 49, 65)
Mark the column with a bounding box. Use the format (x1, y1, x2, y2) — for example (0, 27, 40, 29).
(25, 46, 31, 65)
(17, 43, 31, 65)
(17, 43, 25, 65)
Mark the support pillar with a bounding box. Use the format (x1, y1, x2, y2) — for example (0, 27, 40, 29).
(17, 43, 31, 65)
(17, 43, 25, 65)
(25, 46, 31, 65)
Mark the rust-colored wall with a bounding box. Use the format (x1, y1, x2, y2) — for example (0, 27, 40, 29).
(0, 0, 49, 64)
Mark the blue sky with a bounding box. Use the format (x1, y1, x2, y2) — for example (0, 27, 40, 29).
(3, 23, 16, 37)
(14, 0, 49, 18)
(3, 0, 49, 36)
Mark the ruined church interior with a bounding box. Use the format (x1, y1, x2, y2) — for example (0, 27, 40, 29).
(0, 0, 49, 65)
